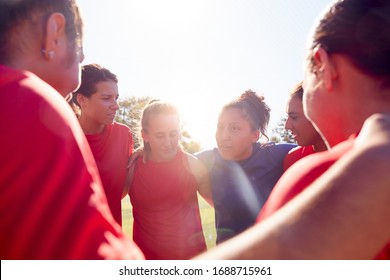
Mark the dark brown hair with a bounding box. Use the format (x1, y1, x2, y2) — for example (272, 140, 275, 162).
(308, 0, 390, 80)
(72, 63, 118, 107)
(0, 0, 83, 64)
(223, 90, 271, 140)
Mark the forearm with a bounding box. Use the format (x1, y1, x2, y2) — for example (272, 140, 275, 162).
(195, 144, 390, 259)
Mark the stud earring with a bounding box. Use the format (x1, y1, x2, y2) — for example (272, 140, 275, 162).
(42, 49, 55, 60)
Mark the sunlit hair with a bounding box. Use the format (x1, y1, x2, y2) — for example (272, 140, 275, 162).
(140, 100, 182, 157)
(0, 0, 83, 64)
(71, 63, 118, 107)
(290, 81, 303, 100)
(307, 0, 390, 85)
(222, 90, 270, 141)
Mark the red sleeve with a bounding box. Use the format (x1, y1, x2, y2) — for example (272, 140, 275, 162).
(258, 140, 354, 222)
(283, 146, 315, 171)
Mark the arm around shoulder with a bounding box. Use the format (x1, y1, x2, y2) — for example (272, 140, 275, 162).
(195, 115, 390, 259)
(186, 153, 214, 206)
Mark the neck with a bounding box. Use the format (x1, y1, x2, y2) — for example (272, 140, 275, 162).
(313, 140, 328, 152)
(148, 149, 179, 163)
(78, 116, 105, 135)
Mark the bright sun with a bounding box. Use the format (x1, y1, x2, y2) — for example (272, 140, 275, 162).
(127, 0, 221, 150)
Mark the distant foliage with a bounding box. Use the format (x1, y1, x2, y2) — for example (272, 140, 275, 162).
(181, 130, 202, 154)
(115, 96, 202, 153)
(115, 96, 152, 148)
(270, 117, 295, 143)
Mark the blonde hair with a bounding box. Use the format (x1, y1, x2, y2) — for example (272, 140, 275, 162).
(140, 100, 182, 157)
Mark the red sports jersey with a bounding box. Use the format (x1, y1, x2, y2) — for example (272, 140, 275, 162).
(86, 122, 133, 225)
(258, 137, 390, 259)
(0, 65, 143, 259)
(283, 145, 316, 171)
(130, 150, 206, 259)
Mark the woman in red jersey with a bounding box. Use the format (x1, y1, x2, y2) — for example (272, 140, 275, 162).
(129, 100, 212, 260)
(0, 0, 143, 259)
(283, 82, 327, 171)
(71, 64, 133, 226)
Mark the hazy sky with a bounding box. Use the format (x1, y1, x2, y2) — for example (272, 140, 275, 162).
(77, 0, 331, 148)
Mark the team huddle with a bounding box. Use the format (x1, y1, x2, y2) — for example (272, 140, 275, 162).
(1, 0, 389, 260)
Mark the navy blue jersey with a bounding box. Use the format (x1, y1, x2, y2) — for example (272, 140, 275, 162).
(196, 142, 296, 243)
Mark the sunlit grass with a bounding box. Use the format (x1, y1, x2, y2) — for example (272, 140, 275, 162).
(121, 195, 216, 250)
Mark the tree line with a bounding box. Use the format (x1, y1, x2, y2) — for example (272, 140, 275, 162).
(115, 96, 294, 154)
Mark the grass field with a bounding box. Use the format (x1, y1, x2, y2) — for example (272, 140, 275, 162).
(121, 195, 217, 249)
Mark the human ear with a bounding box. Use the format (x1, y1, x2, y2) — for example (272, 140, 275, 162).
(252, 130, 260, 143)
(141, 129, 149, 143)
(42, 13, 66, 60)
(76, 93, 87, 108)
(312, 47, 337, 92)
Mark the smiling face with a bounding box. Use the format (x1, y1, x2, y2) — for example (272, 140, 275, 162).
(216, 108, 259, 161)
(142, 113, 181, 162)
(285, 95, 322, 147)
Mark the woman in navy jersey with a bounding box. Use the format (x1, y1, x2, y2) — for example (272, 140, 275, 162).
(197, 90, 295, 244)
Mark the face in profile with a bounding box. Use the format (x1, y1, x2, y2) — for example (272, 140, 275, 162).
(302, 51, 334, 144)
(142, 113, 181, 162)
(61, 41, 84, 95)
(48, 20, 84, 97)
(216, 108, 259, 161)
(285, 95, 321, 147)
(79, 80, 120, 125)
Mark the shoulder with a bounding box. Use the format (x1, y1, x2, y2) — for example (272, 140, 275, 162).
(0, 65, 26, 87)
(259, 139, 355, 220)
(1, 66, 67, 113)
(289, 145, 315, 155)
(271, 142, 297, 152)
(4, 69, 81, 139)
(256, 142, 296, 161)
(195, 148, 219, 170)
(257, 142, 296, 152)
(111, 122, 133, 138)
(283, 146, 316, 171)
(112, 121, 132, 132)
(280, 140, 354, 187)
(186, 152, 207, 170)
(195, 148, 217, 161)
(195, 148, 218, 165)
(185, 152, 209, 178)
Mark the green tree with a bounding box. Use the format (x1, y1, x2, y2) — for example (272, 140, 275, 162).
(115, 96, 152, 148)
(115, 96, 202, 153)
(181, 129, 202, 154)
(270, 117, 295, 143)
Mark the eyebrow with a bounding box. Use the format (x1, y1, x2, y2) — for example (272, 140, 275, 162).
(101, 93, 119, 97)
(218, 121, 243, 125)
(287, 111, 301, 116)
(154, 130, 178, 134)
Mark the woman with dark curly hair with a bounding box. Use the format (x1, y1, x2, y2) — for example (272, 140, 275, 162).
(197, 90, 295, 244)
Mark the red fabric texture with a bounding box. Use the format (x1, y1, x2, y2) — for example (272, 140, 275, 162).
(283, 145, 316, 171)
(86, 122, 133, 225)
(258, 137, 389, 259)
(130, 150, 206, 259)
(0, 65, 143, 259)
